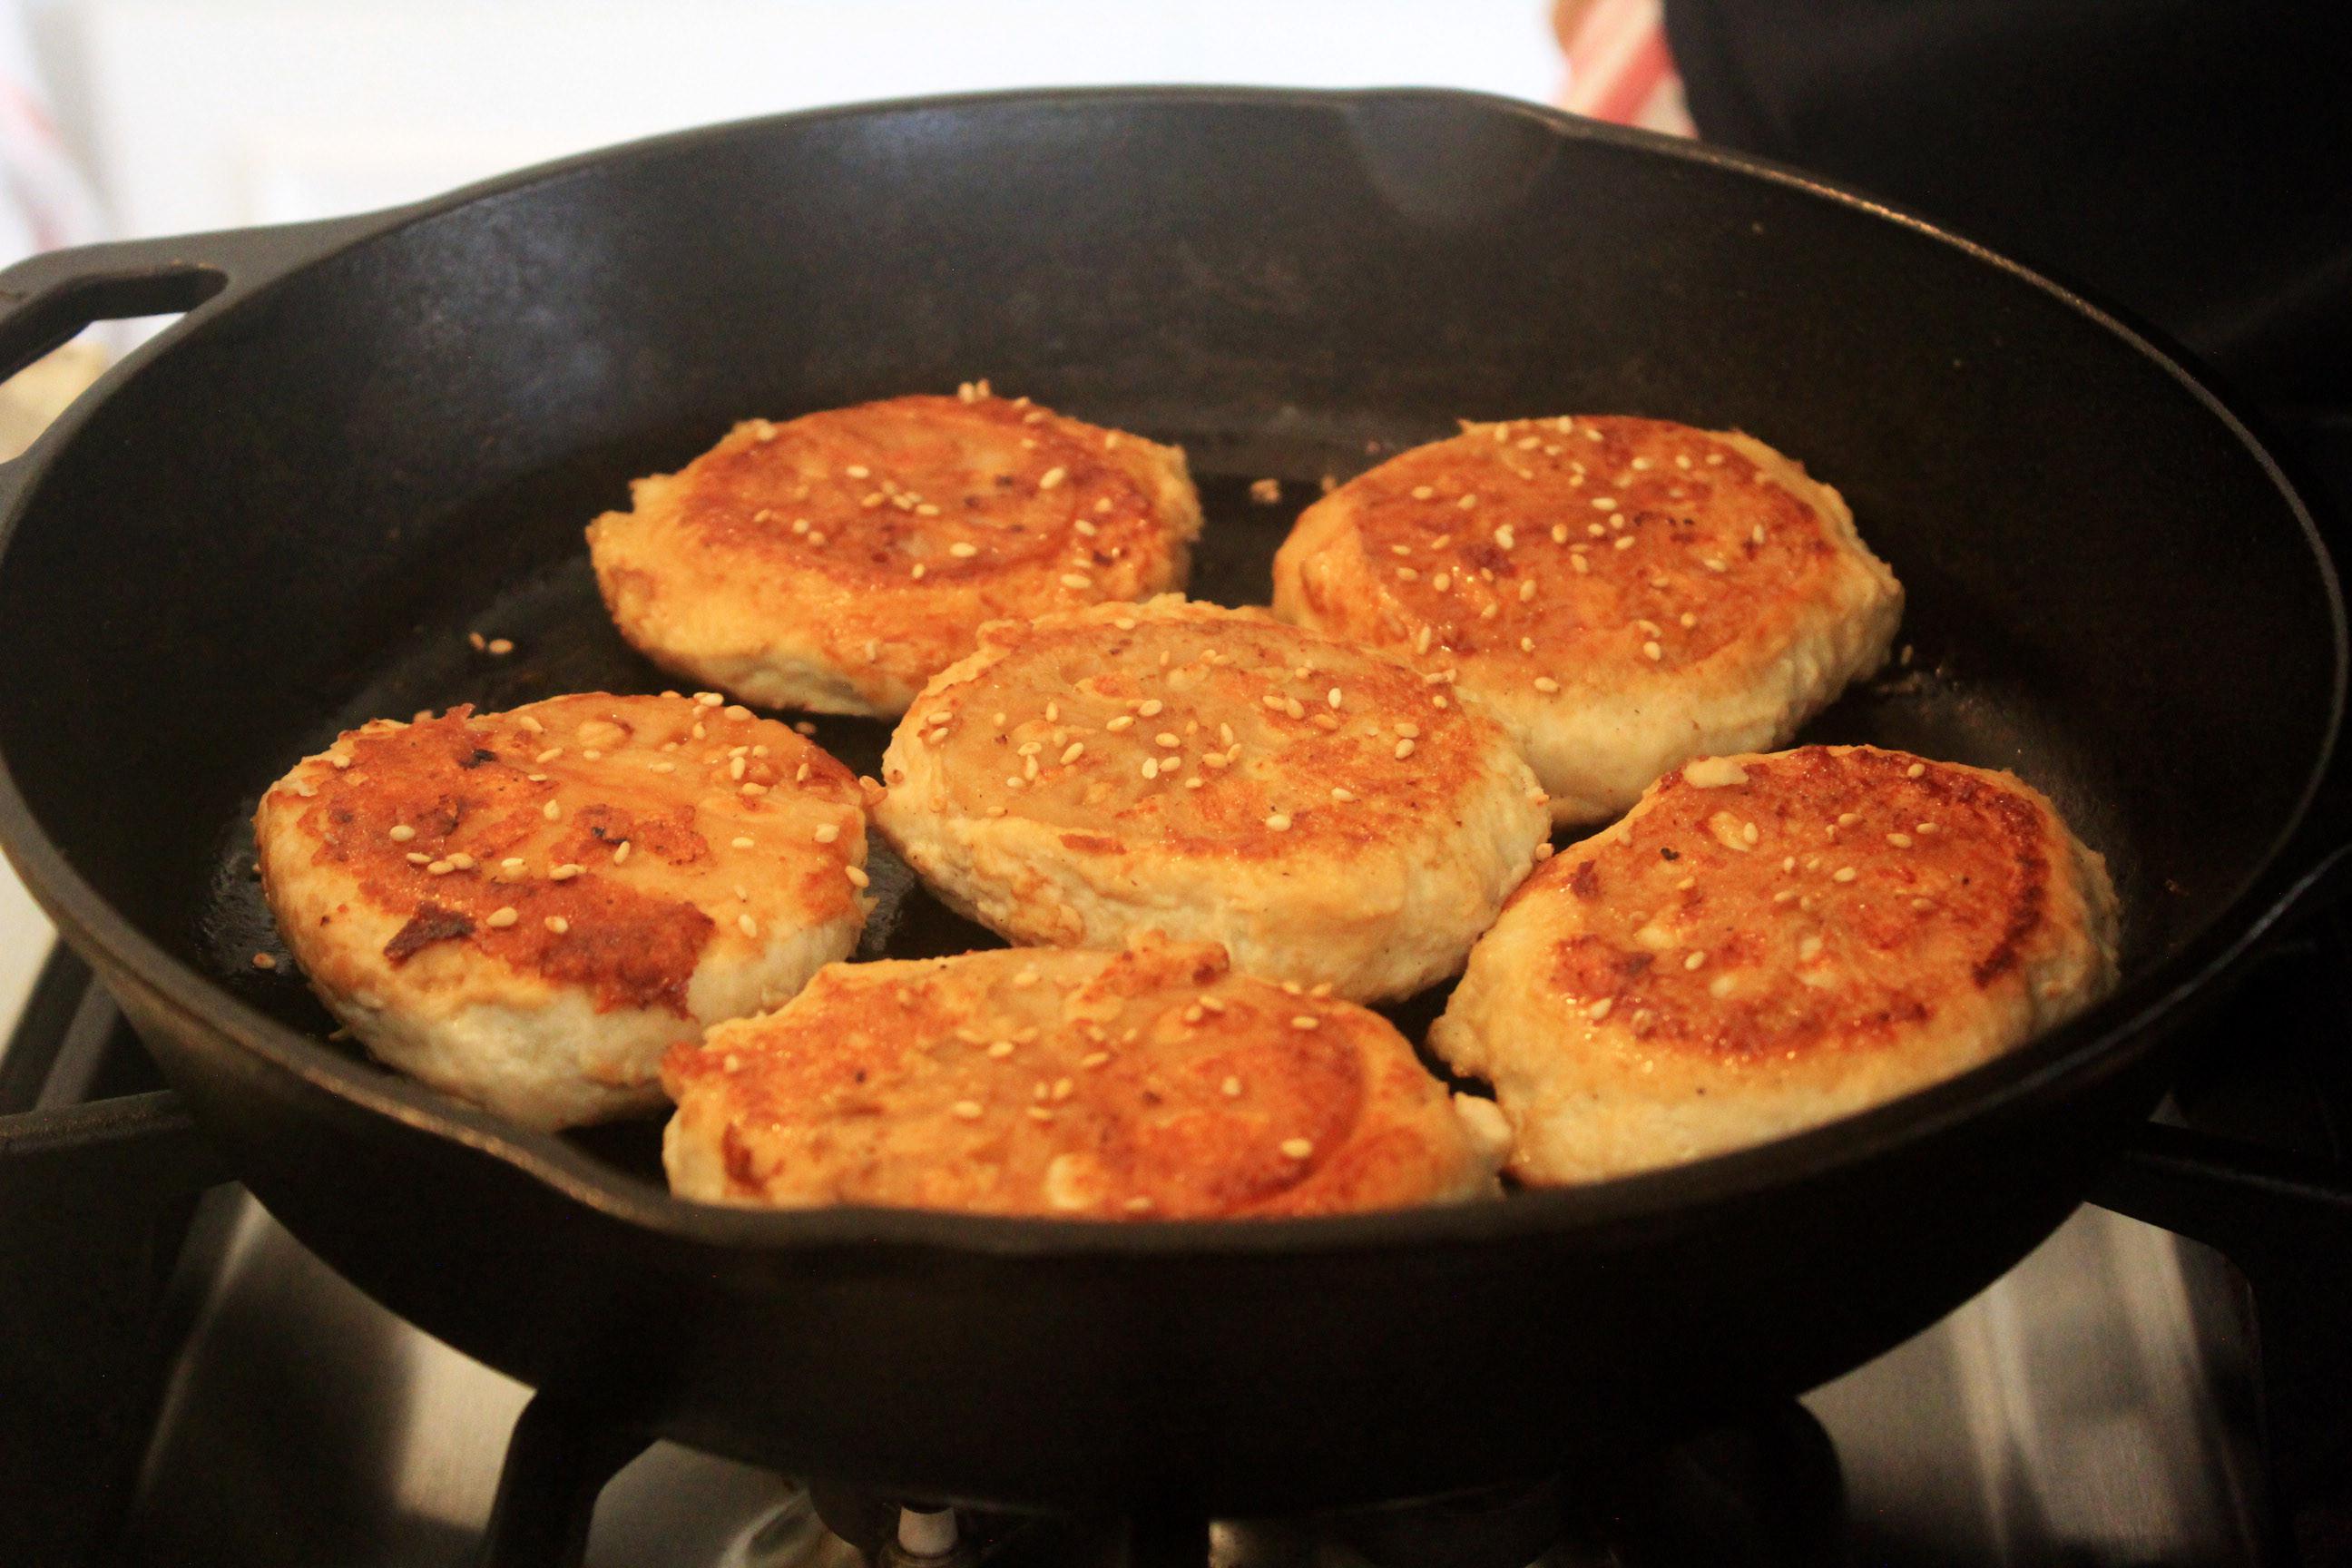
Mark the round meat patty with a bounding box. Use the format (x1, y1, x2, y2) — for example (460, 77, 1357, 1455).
(1428, 745, 2120, 1184)
(1272, 416, 1904, 824)
(871, 596, 1553, 1002)
(255, 692, 871, 1130)
(662, 934, 1509, 1219)
(586, 386, 1200, 717)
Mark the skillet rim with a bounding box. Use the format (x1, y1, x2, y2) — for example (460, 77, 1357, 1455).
(0, 83, 2340, 1261)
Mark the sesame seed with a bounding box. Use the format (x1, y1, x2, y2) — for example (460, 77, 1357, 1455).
(1642, 641, 1662, 662)
(542, 800, 562, 821)
(425, 860, 454, 877)
(738, 914, 759, 937)
(1533, 676, 1562, 693)
(1411, 485, 1435, 500)
(953, 1101, 984, 1120)
(387, 825, 416, 843)
(1684, 951, 1707, 970)
(1742, 821, 1760, 844)
(1026, 1106, 1056, 1122)
(1457, 494, 1478, 510)
(1534, 843, 1554, 860)
(1394, 739, 1416, 760)
(1680, 612, 1698, 628)
(1081, 1051, 1111, 1069)
(1396, 566, 1419, 582)
(549, 863, 583, 881)
(1592, 497, 1618, 512)
(544, 916, 570, 935)
(1906, 762, 1927, 778)
(740, 782, 768, 797)
(486, 907, 519, 928)
(1281, 1138, 1315, 1159)
(502, 857, 526, 870)
(1141, 758, 1160, 779)
(1799, 935, 1823, 959)
(1266, 812, 1292, 830)
(467, 632, 485, 651)
(948, 541, 979, 558)
(1833, 867, 1858, 883)
(1571, 554, 1590, 573)
(1917, 822, 1939, 835)
(250, 952, 277, 970)
(1060, 741, 1085, 765)
(1585, 997, 1613, 1021)
(1136, 699, 1163, 718)
(1108, 714, 1135, 731)
(1290, 1014, 1321, 1031)
(986, 1041, 1015, 1058)
(808, 823, 839, 845)
(845, 865, 870, 888)
(486, 639, 514, 656)
(1221, 1075, 1243, 1097)
(1060, 573, 1092, 589)
(1396, 721, 1421, 738)
(1155, 731, 1180, 749)
(1913, 896, 1937, 911)
(1432, 572, 1452, 591)
(1039, 466, 1067, 490)
(1331, 786, 1355, 802)
(1887, 832, 1914, 848)
(910, 563, 926, 580)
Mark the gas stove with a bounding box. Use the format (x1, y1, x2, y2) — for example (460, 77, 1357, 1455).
(7, 416, 2351, 1568)
(4, 918, 2345, 1568)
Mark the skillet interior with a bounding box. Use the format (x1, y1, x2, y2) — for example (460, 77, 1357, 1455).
(187, 448, 2150, 1185)
(0, 89, 2338, 1508)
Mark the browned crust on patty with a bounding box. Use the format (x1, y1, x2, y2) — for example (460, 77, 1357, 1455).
(886, 598, 1520, 858)
(1519, 747, 2059, 1064)
(1276, 416, 1856, 688)
(586, 390, 1200, 712)
(257, 693, 864, 1016)
(662, 936, 1494, 1219)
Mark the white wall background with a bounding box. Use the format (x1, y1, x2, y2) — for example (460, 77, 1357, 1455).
(35, 0, 1560, 237)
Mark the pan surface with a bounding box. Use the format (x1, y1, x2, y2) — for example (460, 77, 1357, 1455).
(0, 88, 2338, 1511)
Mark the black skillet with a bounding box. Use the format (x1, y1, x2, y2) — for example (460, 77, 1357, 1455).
(0, 88, 2343, 1515)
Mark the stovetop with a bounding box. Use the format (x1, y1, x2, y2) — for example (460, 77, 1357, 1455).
(0, 932, 2314, 1568)
(4, 418, 2348, 1568)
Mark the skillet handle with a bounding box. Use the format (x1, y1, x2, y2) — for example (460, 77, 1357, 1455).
(0, 214, 384, 389)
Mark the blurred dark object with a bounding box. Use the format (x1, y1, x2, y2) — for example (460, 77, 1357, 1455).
(1664, 2, 2352, 409)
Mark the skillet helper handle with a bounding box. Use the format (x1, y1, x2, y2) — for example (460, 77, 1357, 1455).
(0, 215, 379, 385)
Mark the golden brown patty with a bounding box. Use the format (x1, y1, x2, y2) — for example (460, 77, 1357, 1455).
(586, 387, 1200, 716)
(1428, 746, 2119, 1183)
(255, 692, 871, 1129)
(662, 935, 1507, 1219)
(1272, 416, 1903, 823)
(872, 596, 1551, 1001)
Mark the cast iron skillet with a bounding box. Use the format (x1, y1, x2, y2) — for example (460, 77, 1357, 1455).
(0, 88, 2344, 1515)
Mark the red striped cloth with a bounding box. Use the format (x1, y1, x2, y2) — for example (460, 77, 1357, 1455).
(1555, 0, 1694, 136)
